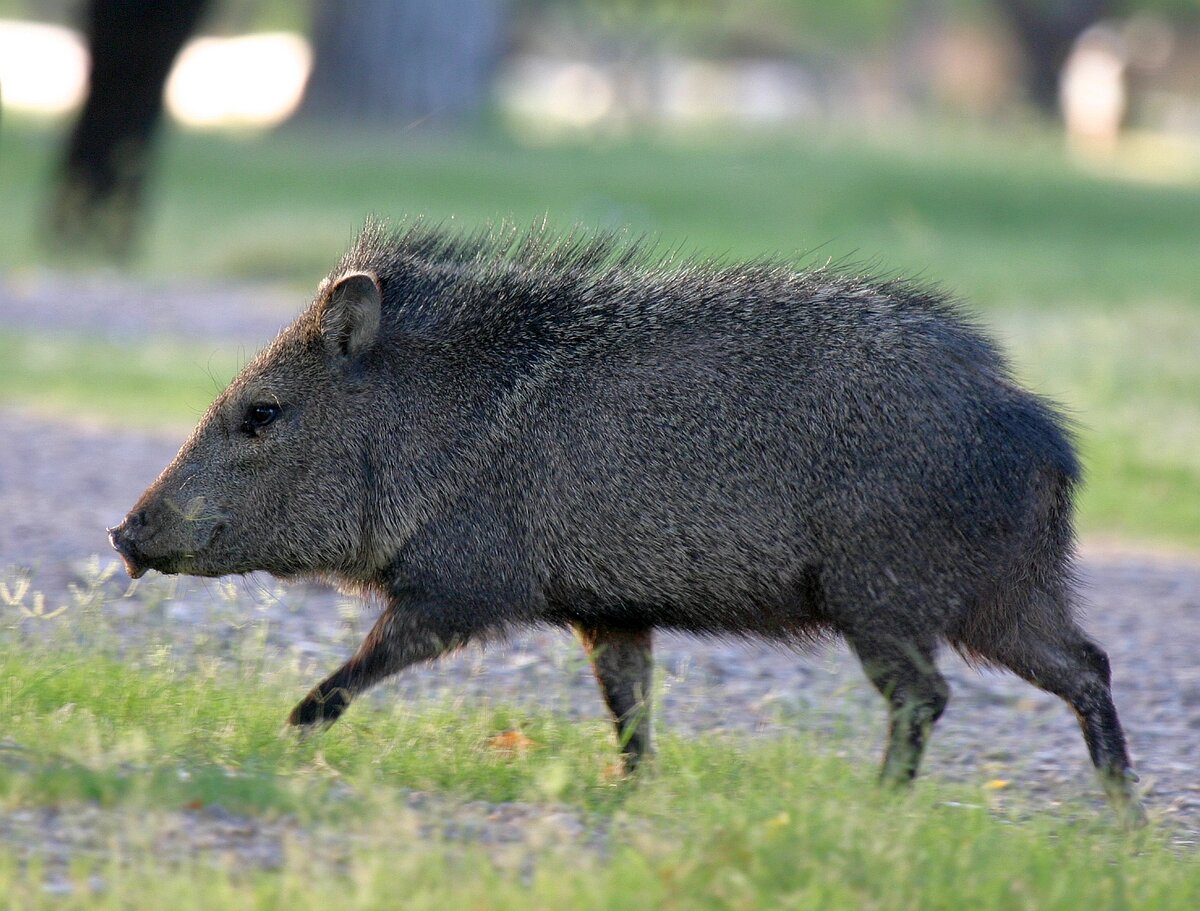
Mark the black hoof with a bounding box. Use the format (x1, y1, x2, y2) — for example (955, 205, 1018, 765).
(287, 687, 350, 728)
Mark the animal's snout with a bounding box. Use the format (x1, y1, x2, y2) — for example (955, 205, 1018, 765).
(108, 495, 226, 579)
(108, 510, 150, 579)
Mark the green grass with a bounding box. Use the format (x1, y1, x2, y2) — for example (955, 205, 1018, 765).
(0, 650, 610, 816)
(4, 117, 1199, 307)
(0, 615, 1197, 910)
(1001, 303, 1200, 548)
(0, 333, 239, 431)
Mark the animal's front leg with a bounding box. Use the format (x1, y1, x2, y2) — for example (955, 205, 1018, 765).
(288, 601, 469, 729)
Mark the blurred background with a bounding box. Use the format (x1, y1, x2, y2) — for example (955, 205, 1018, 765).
(0, 0, 1198, 549)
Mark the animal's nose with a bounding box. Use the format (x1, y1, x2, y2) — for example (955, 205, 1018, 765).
(107, 508, 145, 548)
(108, 510, 149, 578)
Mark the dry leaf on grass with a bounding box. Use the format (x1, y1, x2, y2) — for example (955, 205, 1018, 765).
(486, 730, 538, 755)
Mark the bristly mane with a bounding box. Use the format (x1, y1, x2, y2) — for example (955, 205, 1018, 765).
(332, 216, 732, 287)
(325, 217, 1000, 374)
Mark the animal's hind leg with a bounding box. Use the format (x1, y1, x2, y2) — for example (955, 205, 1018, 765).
(844, 628, 950, 787)
(575, 626, 654, 771)
(962, 625, 1144, 823)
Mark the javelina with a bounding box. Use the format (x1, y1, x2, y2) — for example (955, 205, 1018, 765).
(110, 221, 1142, 819)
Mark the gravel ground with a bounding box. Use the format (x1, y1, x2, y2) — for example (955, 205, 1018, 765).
(1, 269, 301, 344)
(2, 273, 1198, 878)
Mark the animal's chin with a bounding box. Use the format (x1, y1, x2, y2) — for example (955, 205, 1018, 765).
(126, 555, 214, 579)
(125, 547, 247, 580)
(116, 552, 148, 580)
(117, 544, 324, 583)
(111, 541, 188, 579)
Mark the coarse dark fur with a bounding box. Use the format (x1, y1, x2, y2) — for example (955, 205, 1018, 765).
(110, 220, 1143, 821)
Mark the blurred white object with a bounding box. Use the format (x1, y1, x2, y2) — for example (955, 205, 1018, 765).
(165, 32, 312, 128)
(0, 19, 310, 129)
(498, 58, 615, 132)
(1060, 24, 1127, 154)
(0, 19, 88, 114)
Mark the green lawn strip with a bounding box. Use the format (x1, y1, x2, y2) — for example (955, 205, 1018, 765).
(0, 333, 239, 432)
(5, 804, 1197, 911)
(142, 129, 1200, 308)
(4, 117, 1198, 308)
(1, 639, 1197, 909)
(999, 302, 1200, 549)
(0, 647, 621, 818)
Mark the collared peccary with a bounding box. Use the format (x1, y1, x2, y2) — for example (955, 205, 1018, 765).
(110, 221, 1143, 820)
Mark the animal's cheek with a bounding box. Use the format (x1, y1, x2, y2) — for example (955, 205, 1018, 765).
(224, 438, 288, 471)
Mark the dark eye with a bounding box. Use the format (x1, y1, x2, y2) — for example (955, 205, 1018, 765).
(241, 402, 281, 435)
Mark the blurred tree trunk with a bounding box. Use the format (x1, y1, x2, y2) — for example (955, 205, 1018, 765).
(299, 0, 510, 126)
(993, 0, 1111, 114)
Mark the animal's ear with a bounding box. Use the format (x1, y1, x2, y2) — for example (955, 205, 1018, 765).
(318, 271, 382, 358)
